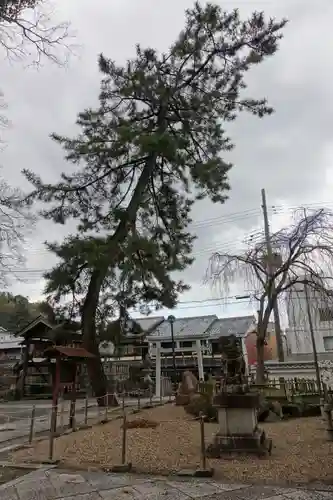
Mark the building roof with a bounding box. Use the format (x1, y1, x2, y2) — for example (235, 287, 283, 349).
(206, 315, 256, 339)
(103, 316, 166, 345)
(44, 346, 95, 358)
(16, 315, 53, 339)
(134, 316, 164, 333)
(147, 315, 217, 340)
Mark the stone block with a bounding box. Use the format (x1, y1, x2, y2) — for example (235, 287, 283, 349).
(213, 392, 260, 408)
(176, 468, 214, 478)
(217, 406, 257, 436)
(207, 429, 272, 457)
(109, 463, 133, 473)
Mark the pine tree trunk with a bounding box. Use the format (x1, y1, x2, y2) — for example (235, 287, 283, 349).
(82, 268, 109, 406)
(256, 338, 266, 384)
(80, 149, 163, 405)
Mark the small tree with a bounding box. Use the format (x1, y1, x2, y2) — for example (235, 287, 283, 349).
(207, 208, 333, 383)
(24, 2, 287, 398)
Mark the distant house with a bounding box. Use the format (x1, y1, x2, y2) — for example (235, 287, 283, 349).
(244, 321, 291, 366)
(99, 316, 165, 360)
(0, 326, 23, 362)
(285, 280, 333, 360)
(205, 315, 256, 356)
(147, 314, 256, 376)
(244, 322, 277, 367)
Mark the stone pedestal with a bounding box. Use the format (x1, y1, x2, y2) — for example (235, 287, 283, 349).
(207, 392, 272, 457)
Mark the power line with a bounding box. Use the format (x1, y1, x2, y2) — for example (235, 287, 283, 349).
(17, 200, 333, 255)
(5, 200, 333, 277)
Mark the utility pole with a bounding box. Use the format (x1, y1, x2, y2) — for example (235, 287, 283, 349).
(302, 208, 322, 397)
(261, 188, 285, 362)
(304, 282, 322, 396)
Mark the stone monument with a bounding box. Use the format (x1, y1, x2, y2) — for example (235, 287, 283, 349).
(175, 370, 198, 406)
(207, 335, 272, 457)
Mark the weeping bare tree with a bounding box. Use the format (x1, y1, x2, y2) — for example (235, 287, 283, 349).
(207, 208, 333, 383)
(0, 179, 35, 285)
(0, 1, 71, 283)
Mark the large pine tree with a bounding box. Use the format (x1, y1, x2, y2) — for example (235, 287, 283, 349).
(24, 3, 286, 400)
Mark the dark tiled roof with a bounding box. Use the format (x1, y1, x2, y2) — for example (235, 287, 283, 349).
(44, 346, 95, 358)
(206, 315, 256, 339)
(134, 316, 164, 333)
(16, 315, 53, 338)
(147, 315, 217, 340)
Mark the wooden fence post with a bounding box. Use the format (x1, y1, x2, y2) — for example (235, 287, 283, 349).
(28, 405, 36, 444)
(199, 412, 206, 470)
(84, 394, 88, 425)
(121, 412, 127, 464)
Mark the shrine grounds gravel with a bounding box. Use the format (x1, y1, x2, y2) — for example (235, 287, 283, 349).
(9, 404, 333, 485)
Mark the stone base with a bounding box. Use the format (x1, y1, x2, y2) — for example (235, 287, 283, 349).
(207, 429, 272, 458)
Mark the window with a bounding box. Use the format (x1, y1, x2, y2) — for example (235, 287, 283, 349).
(319, 308, 333, 322)
(323, 336, 333, 351)
(179, 341, 193, 349)
(161, 342, 173, 349)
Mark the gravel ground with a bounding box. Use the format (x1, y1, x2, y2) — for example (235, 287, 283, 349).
(10, 404, 333, 485)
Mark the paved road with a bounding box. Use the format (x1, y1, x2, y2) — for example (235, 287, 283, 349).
(0, 467, 332, 499)
(0, 397, 167, 447)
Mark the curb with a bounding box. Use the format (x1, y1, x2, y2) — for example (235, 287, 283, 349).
(176, 468, 214, 478)
(0, 460, 58, 470)
(106, 463, 133, 473)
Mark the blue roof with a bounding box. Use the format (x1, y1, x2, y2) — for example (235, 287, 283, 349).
(147, 315, 217, 340)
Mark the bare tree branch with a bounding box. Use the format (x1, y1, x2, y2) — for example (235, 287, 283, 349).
(0, 0, 75, 66)
(0, 90, 9, 148)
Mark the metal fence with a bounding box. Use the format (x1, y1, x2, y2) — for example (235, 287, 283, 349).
(0, 390, 173, 459)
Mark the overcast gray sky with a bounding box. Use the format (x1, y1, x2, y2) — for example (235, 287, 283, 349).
(1, 0, 332, 320)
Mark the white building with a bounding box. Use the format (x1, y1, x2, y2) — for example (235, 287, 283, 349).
(285, 281, 333, 359)
(0, 326, 24, 361)
(147, 314, 255, 398)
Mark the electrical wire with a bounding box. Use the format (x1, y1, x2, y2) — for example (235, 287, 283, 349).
(5, 200, 333, 278)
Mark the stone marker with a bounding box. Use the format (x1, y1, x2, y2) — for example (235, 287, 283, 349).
(175, 371, 198, 406)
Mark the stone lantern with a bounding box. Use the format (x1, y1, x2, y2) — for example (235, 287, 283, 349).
(207, 335, 272, 457)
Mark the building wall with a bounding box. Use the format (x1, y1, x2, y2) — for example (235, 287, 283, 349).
(249, 361, 317, 381)
(285, 282, 333, 355)
(0, 328, 23, 361)
(244, 329, 278, 366)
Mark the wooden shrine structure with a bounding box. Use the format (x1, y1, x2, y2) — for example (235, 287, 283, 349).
(14, 316, 93, 400)
(44, 345, 95, 431)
